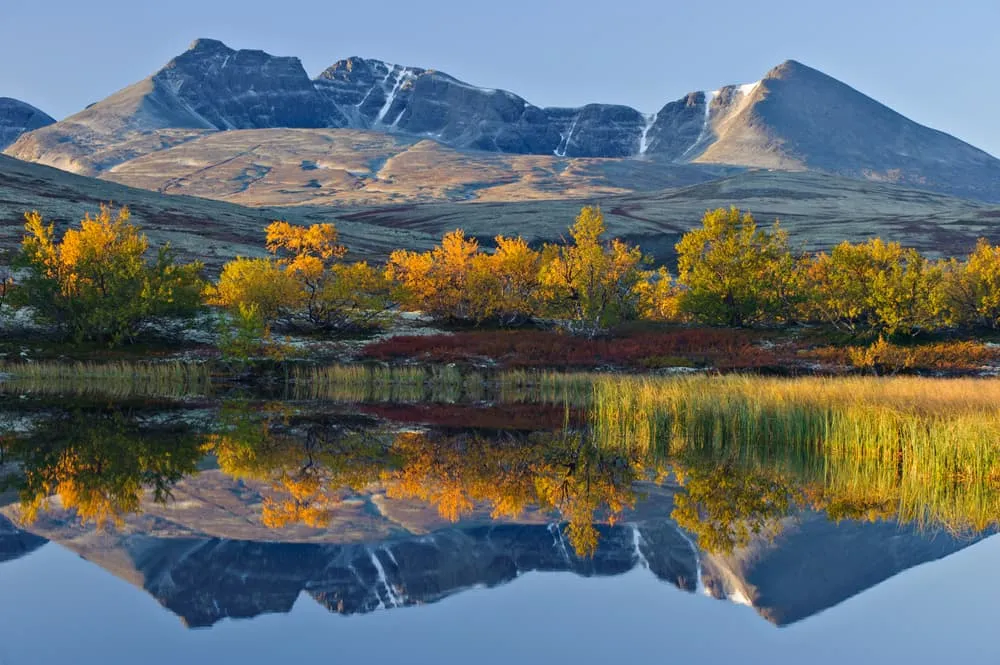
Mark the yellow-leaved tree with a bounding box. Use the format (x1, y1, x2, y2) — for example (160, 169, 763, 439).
(674, 207, 800, 327)
(940, 239, 1000, 330)
(14, 205, 204, 345)
(539, 206, 649, 337)
(803, 238, 945, 336)
(207, 220, 398, 343)
(387, 230, 540, 324)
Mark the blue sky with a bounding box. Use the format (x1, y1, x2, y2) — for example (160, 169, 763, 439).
(3, 1, 998, 155)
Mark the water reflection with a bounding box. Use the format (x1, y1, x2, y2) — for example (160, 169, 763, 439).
(0, 390, 996, 629)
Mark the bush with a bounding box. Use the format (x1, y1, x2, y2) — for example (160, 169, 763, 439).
(675, 207, 800, 327)
(13, 206, 204, 345)
(210, 221, 397, 334)
(842, 338, 998, 374)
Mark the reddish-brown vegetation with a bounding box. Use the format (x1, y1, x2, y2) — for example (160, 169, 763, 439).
(358, 403, 585, 430)
(811, 339, 1000, 373)
(361, 328, 789, 371)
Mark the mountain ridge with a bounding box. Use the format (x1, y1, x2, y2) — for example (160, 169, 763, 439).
(7, 39, 1000, 202)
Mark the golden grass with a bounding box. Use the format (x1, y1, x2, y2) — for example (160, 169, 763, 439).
(0, 360, 211, 398)
(591, 374, 1000, 533)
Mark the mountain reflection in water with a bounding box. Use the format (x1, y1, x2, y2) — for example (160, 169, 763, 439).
(0, 389, 996, 629)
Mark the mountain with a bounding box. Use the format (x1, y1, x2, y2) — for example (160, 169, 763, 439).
(695, 60, 1000, 201)
(87, 523, 696, 627)
(7, 39, 1000, 202)
(0, 97, 55, 150)
(6, 489, 988, 628)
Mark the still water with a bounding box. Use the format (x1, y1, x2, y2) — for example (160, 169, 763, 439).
(0, 389, 995, 664)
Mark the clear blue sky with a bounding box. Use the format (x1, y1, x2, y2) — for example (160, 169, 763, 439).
(3, 0, 998, 155)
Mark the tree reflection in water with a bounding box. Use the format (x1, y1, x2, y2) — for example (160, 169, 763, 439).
(3, 407, 204, 527)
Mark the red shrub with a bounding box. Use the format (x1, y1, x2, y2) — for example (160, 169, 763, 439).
(361, 328, 786, 371)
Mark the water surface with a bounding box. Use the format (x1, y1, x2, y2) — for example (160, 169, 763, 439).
(0, 385, 995, 664)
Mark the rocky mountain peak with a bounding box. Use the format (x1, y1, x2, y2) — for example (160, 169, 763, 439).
(186, 37, 233, 54)
(149, 39, 343, 131)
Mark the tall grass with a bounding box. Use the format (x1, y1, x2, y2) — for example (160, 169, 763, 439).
(591, 375, 1000, 533)
(0, 361, 212, 398)
(291, 364, 429, 402)
(496, 369, 599, 405)
(291, 364, 605, 405)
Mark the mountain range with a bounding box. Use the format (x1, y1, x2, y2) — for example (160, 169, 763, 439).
(5, 38, 1000, 205)
(2, 39, 1000, 270)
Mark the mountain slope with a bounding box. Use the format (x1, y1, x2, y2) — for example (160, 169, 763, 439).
(6, 39, 341, 175)
(0, 153, 438, 269)
(694, 60, 1000, 200)
(0, 97, 55, 150)
(8, 40, 1000, 202)
(98, 127, 734, 206)
(2, 152, 998, 272)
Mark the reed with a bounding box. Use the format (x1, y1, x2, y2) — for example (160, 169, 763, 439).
(291, 364, 607, 404)
(591, 374, 1000, 533)
(0, 360, 212, 398)
(497, 369, 600, 405)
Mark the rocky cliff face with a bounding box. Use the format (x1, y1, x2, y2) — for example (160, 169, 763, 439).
(155, 39, 343, 131)
(7, 40, 1000, 201)
(0, 98, 55, 150)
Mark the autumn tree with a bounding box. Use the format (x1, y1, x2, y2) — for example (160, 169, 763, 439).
(539, 206, 649, 336)
(9, 409, 204, 528)
(387, 230, 540, 324)
(386, 229, 479, 321)
(671, 458, 793, 554)
(207, 257, 301, 324)
(208, 221, 398, 338)
(940, 239, 1000, 330)
(13, 206, 204, 345)
(211, 403, 389, 529)
(384, 430, 641, 558)
(675, 207, 800, 327)
(803, 238, 945, 336)
(470, 235, 542, 325)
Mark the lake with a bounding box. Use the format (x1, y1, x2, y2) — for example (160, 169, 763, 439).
(0, 375, 996, 664)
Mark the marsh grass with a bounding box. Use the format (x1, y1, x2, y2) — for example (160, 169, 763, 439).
(592, 375, 1000, 533)
(0, 361, 212, 398)
(497, 369, 600, 405)
(292, 364, 603, 405)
